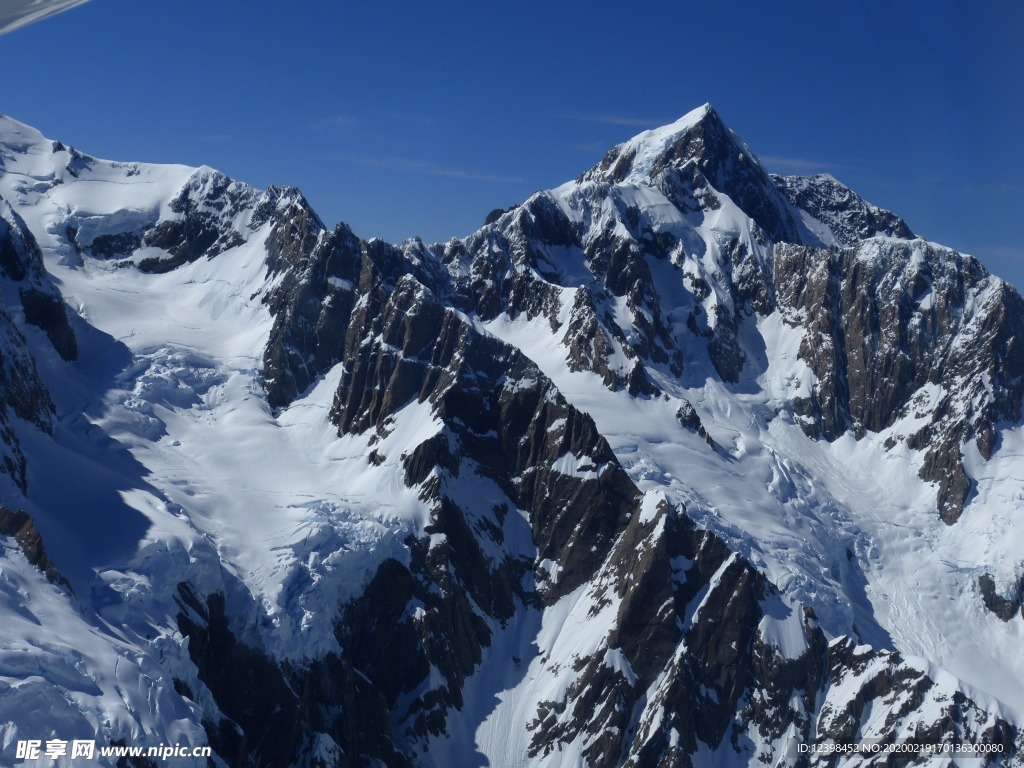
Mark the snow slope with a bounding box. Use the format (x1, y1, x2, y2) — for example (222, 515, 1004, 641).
(0, 114, 449, 763)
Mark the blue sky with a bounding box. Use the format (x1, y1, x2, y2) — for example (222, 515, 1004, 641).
(3, 1, 1023, 287)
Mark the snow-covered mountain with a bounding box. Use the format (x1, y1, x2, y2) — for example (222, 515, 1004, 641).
(0, 105, 1022, 767)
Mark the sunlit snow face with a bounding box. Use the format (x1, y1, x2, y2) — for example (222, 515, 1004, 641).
(0, 0, 89, 35)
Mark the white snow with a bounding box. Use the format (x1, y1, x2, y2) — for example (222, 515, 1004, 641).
(0, 114, 446, 759)
(611, 103, 714, 181)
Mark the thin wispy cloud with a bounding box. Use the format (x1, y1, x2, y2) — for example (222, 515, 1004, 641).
(562, 112, 661, 128)
(310, 115, 361, 132)
(369, 109, 437, 129)
(310, 110, 439, 135)
(337, 152, 524, 184)
(759, 155, 848, 175)
(569, 141, 611, 154)
(978, 245, 1024, 262)
(195, 133, 237, 144)
(958, 181, 1024, 196)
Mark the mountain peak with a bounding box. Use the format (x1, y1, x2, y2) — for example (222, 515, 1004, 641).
(579, 103, 803, 242)
(581, 103, 731, 185)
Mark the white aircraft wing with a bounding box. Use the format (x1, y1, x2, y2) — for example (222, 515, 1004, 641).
(0, 0, 90, 35)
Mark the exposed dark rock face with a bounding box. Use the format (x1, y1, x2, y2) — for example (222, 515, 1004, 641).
(20, 287, 77, 361)
(434, 189, 686, 391)
(774, 173, 915, 246)
(63, 146, 93, 179)
(0, 309, 53, 434)
(139, 170, 257, 273)
(818, 640, 1019, 759)
(86, 230, 142, 259)
(483, 206, 512, 226)
(518, 499, 1020, 767)
(775, 240, 1024, 522)
(561, 287, 625, 387)
(0, 506, 70, 588)
(675, 400, 715, 448)
(441, 200, 565, 328)
(326, 263, 639, 604)
(979, 574, 1024, 621)
(259, 190, 344, 407)
(527, 501, 781, 764)
(0, 198, 64, 489)
(336, 539, 497, 755)
(175, 583, 411, 768)
(583, 106, 803, 245)
(0, 197, 77, 360)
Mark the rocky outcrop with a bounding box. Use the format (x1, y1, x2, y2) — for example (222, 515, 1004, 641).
(979, 574, 1024, 622)
(675, 400, 715, 448)
(0, 506, 70, 588)
(326, 263, 640, 604)
(526, 501, 779, 764)
(0, 197, 77, 360)
(0, 197, 64, 490)
(774, 173, 915, 246)
(20, 287, 76, 361)
(258, 187, 344, 408)
(139, 170, 258, 273)
(816, 639, 1019, 760)
(775, 239, 1024, 522)
(517, 499, 1019, 766)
